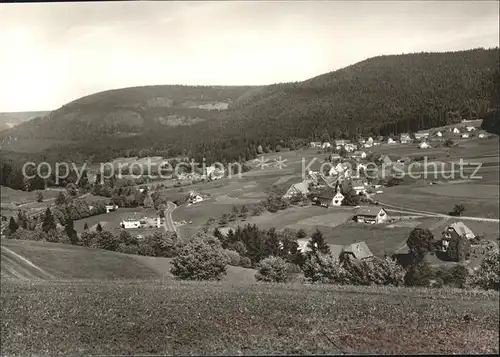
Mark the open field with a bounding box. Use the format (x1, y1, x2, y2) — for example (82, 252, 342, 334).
(2, 278, 498, 356)
(377, 182, 500, 218)
(1, 186, 61, 205)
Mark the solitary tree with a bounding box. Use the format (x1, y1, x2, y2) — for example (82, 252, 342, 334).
(36, 191, 44, 203)
(404, 260, 433, 287)
(17, 211, 27, 230)
(240, 205, 248, 219)
(41, 208, 57, 233)
(83, 222, 89, 230)
(55, 192, 67, 206)
(64, 216, 78, 245)
(296, 228, 307, 239)
(308, 229, 331, 255)
(452, 204, 465, 216)
(8, 216, 19, 235)
(96, 222, 103, 232)
(171, 234, 227, 280)
(406, 228, 434, 260)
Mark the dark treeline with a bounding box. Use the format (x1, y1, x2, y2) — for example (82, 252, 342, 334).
(1, 48, 498, 188)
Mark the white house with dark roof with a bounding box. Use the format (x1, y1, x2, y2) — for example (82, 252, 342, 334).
(351, 180, 367, 195)
(351, 150, 367, 160)
(414, 131, 430, 140)
(120, 216, 141, 229)
(354, 207, 388, 224)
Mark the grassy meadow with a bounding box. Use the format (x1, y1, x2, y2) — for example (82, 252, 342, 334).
(2, 278, 498, 356)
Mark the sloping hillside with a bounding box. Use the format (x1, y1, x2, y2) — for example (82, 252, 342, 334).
(0, 86, 258, 142)
(0, 111, 49, 132)
(0, 239, 256, 282)
(232, 48, 499, 139)
(1, 48, 498, 164)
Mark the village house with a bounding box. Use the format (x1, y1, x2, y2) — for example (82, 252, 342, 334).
(419, 141, 431, 149)
(461, 133, 469, 138)
(414, 131, 430, 140)
(435, 131, 443, 137)
(315, 185, 345, 207)
(351, 179, 367, 195)
(399, 133, 412, 144)
(387, 137, 397, 144)
(353, 207, 388, 224)
(440, 222, 475, 252)
(296, 239, 342, 256)
(334, 139, 347, 147)
(478, 133, 486, 138)
(329, 162, 344, 176)
(379, 155, 393, 167)
(206, 165, 224, 180)
(344, 143, 357, 152)
(364, 137, 374, 147)
(120, 216, 141, 229)
(329, 153, 341, 161)
(340, 241, 374, 261)
(452, 127, 460, 134)
(310, 141, 322, 148)
(283, 181, 310, 199)
(316, 190, 345, 207)
(105, 204, 118, 213)
(187, 190, 204, 204)
(372, 141, 381, 146)
(466, 126, 476, 132)
(322, 142, 332, 149)
(351, 150, 367, 160)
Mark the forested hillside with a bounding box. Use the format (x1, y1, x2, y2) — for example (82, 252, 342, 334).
(0, 48, 498, 180)
(0, 86, 257, 142)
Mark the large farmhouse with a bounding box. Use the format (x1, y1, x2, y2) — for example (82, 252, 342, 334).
(340, 241, 374, 261)
(353, 207, 388, 224)
(440, 222, 475, 252)
(283, 181, 310, 199)
(316, 190, 345, 207)
(121, 216, 141, 229)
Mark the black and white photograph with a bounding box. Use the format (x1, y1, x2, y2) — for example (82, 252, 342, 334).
(0, 0, 499, 355)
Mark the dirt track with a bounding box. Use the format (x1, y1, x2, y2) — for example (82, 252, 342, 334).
(0, 245, 54, 280)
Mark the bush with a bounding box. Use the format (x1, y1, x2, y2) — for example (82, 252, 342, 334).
(240, 256, 252, 268)
(472, 251, 499, 290)
(222, 249, 241, 266)
(171, 235, 227, 281)
(343, 257, 406, 286)
(143, 231, 181, 258)
(446, 235, 471, 262)
(137, 241, 155, 256)
(255, 256, 293, 283)
(404, 260, 433, 287)
(451, 203, 465, 216)
(117, 243, 139, 255)
(301, 252, 350, 284)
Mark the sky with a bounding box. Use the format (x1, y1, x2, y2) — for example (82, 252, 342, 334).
(0, 1, 498, 112)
